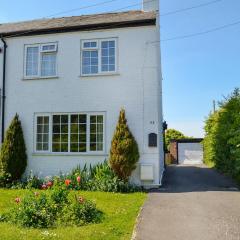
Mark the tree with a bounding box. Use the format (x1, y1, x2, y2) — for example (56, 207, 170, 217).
(165, 129, 187, 152)
(109, 109, 139, 181)
(0, 114, 27, 181)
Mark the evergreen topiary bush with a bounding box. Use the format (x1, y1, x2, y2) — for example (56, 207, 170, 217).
(0, 114, 27, 181)
(109, 109, 139, 181)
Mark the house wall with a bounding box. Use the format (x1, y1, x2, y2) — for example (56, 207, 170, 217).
(0, 25, 163, 185)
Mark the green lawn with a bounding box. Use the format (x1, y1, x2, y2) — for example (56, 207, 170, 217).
(0, 189, 146, 240)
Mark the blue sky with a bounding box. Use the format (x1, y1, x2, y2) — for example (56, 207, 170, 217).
(1, 0, 239, 137)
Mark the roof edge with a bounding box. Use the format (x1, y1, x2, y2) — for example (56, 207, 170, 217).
(2, 18, 156, 38)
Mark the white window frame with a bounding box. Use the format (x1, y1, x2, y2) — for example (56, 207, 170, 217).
(80, 38, 118, 76)
(34, 112, 105, 155)
(24, 42, 58, 79)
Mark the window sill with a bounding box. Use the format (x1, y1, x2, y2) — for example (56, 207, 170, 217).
(32, 152, 108, 157)
(22, 76, 59, 80)
(79, 72, 120, 78)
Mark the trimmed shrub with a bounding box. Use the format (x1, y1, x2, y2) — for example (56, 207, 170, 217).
(203, 88, 240, 183)
(0, 114, 27, 181)
(109, 109, 139, 181)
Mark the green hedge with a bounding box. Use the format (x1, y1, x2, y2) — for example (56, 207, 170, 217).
(203, 88, 240, 183)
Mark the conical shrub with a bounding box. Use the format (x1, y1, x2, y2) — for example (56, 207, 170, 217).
(109, 109, 139, 181)
(0, 114, 27, 181)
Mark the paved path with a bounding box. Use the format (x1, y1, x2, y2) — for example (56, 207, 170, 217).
(135, 165, 240, 240)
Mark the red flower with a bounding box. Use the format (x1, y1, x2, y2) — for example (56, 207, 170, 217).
(41, 184, 47, 190)
(34, 192, 39, 197)
(15, 197, 21, 204)
(76, 176, 81, 183)
(47, 181, 53, 188)
(65, 179, 71, 186)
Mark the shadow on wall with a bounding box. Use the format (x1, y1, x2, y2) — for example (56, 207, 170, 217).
(157, 165, 239, 193)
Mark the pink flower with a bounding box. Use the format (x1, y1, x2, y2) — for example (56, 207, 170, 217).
(76, 176, 81, 183)
(15, 197, 21, 204)
(34, 192, 39, 197)
(41, 184, 47, 190)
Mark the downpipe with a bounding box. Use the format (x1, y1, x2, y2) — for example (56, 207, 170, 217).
(0, 36, 7, 143)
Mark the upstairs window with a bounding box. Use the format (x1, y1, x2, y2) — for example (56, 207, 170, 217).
(25, 43, 57, 78)
(81, 38, 117, 75)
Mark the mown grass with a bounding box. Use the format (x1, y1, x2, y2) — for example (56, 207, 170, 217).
(0, 189, 146, 240)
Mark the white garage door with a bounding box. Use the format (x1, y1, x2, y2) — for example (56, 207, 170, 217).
(178, 143, 203, 165)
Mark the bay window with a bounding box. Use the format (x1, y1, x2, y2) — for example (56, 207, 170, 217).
(25, 43, 57, 78)
(35, 113, 105, 153)
(81, 38, 117, 75)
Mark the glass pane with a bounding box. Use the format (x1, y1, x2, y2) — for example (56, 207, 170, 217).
(97, 133, 103, 142)
(90, 143, 96, 151)
(26, 46, 39, 76)
(52, 143, 60, 152)
(61, 134, 68, 142)
(79, 134, 86, 142)
(37, 124, 43, 133)
(71, 115, 78, 124)
(79, 115, 86, 123)
(41, 52, 56, 77)
(71, 124, 78, 134)
(90, 134, 96, 142)
(61, 144, 68, 152)
(82, 51, 90, 57)
(101, 40, 115, 72)
(97, 115, 103, 123)
(90, 116, 96, 123)
(79, 143, 86, 152)
(70, 143, 78, 152)
(36, 143, 42, 151)
(43, 143, 48, 151)
(97, 143, 103, 151)
(44, 125, 49, 133)
(37, 134, 42, 142)
(61, 115, 68, 124)
(90, 124, 96, 133)
(52, 134, 60, 143)
(37, 116, 44, 124)
(91, 66, 98, 74)
(53, 124, 60, 133)
(61, 124, 68, 134)
(53, 115, 60, 124)
(70, 134, 78, 142)
(79, 124, 86, 133)
(43, 134, 49, 142)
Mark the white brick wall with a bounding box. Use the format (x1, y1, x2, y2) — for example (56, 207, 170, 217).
(0, 25, 163, 185)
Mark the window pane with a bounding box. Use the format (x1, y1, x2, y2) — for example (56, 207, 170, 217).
(52, 115, 69, 152)
(70, 114, 87, 153)
(52, 143, 60, 152)
(79, 143, 86, 152)
(70, 143, 78, 152)
(82, 50, 98, 75)
(36, 116, 49, 151)
(42, 44, 56, 51)
(26, 46, 39, 76)
(90, 115, 103, 151)
(101, 40, 115, 72)
(41, 52, 56, 76)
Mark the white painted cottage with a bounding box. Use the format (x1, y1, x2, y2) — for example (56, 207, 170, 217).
(0, 0, 164, 186)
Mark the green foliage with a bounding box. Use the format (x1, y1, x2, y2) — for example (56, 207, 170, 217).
(62, 195, 102, 226)
(164, 128, 187, 152)
(109, 109, 140, 181)
(203, 88, 240, 183)
(4, 189, 100, 228)
(0, 114, 27, 182)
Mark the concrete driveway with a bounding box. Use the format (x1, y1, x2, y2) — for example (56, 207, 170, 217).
(135, 165, 240, 240)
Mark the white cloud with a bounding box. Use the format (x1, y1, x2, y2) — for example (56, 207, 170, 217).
(167, 120, 204, 138)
